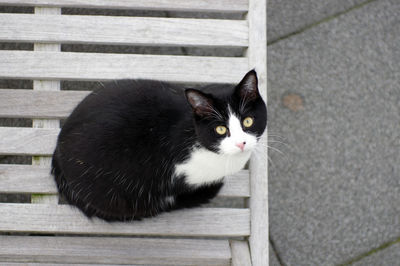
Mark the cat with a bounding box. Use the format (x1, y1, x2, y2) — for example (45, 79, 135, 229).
(51, 70, 267, 221)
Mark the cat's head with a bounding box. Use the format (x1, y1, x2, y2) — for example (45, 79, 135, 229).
(185, 70, 267, 155)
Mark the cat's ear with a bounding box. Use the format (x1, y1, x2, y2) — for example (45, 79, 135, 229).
(185, 89, 214, 117)
(235, 69, 260, 101)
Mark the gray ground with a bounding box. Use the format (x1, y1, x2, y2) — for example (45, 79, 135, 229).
(268, 0, 400, 265)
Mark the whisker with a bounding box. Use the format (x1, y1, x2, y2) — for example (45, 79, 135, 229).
(267, 145, 285, 156)
(267, 155, 275, 168)
(254, 142, 289, 164)
(267, 140, 291, 148)
(267, 134, 286, 140)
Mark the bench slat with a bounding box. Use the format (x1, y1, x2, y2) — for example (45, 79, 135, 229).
(2, 264, 136, 266)
(0, 14, 247, 47)
(220, 170, 250, 197)
(3, 263, 168, 266)
(0, 236, 230, 265)
(0, 51, 247, 83)
(0, 165, 55, 194)
(0, 236, 231, 265)
(230, 240, 252, 266)
(0, 164, 250, 197)
(0, 127, 58, 156)
(0, 89, 89, 119)
(0, 0, 248, 12)
(0, 203, 250, 236)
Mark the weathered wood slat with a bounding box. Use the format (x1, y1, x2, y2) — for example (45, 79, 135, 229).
(248, 0, 269, 264)
(0, 89, 89, 119)
(0, 203, 250, 236)
(0, 165, 249, 198)
(2, 259, 225, 265)
(230, 240, 252, 266)
(219, 170, 250, 197)
(0, 236, 231, 265)
(2, 264, 123, 266)
(0, 51, 247, 83)
(0, 165, 56, 194)
(0, 164, 249, 197)
(0, 0, 248, 12)
(0, 127, 58, 156)
(0, 14, 248, 47)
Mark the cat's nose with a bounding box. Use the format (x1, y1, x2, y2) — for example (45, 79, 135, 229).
(236, 141, 246, 151)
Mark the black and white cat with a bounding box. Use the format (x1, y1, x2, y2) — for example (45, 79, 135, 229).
(52, 70, 267, 221)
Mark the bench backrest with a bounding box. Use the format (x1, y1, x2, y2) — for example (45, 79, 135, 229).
(0, 1, 267, 264)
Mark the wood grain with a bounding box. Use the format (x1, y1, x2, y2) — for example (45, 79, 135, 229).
(0, 51, 247, 83)
(0, 89, 89, 119)
(248, 0, 268, 264)
(220, 170, 250, 197)
(0, 236, 231, 265)
(0, 203, 250, 237)
(0, 0, 248, 12)
(0, 14, 248, 47)
(0, 164, 249, 198)
(230, 240, 252, 266)
(2, 263, 156, 266)
(0, 165, 56, 194)
(0, 127, 58, 156)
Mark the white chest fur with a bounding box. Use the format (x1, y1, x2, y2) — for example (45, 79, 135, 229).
(174, 147, 252, 186)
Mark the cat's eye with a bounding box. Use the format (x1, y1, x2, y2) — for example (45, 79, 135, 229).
(243, 117, 254, 128)
(215, 125, 227, 135)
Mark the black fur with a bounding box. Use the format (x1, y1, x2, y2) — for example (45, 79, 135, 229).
(52, 70, 267, 221)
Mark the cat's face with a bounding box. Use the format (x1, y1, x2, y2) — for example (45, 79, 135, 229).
(185, 70, 267, 155)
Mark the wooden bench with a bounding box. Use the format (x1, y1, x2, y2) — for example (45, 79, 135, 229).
(0, 1, 267, 265)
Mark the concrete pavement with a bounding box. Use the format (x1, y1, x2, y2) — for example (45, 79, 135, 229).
(268, 0, 400, 265)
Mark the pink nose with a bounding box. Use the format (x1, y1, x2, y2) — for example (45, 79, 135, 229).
(236, 142, 246, 151)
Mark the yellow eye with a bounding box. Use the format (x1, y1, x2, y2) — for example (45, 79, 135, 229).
(243, 117, 254, 128)
(215, 125, 227, 135)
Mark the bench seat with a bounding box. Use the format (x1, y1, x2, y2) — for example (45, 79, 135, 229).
(0, 0, 267, 264)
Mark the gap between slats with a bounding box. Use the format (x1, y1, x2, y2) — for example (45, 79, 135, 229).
(0, 0, 248, 13)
